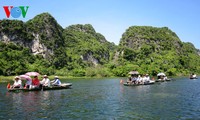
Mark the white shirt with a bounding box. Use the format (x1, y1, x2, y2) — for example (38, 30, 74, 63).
(41, 78, 50, 87)
(137, 77, 142, 82)
(143, 77, 148, 82)
(146, 76, 150, 81)
(13, 80, 22, 87)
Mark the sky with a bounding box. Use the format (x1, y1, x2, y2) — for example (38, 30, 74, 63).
(0, 0, 200, 49)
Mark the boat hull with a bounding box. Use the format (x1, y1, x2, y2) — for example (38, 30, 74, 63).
(190, 77, 198, 79)
(155, 79, 171, 82)
(123, 81, 155, 86)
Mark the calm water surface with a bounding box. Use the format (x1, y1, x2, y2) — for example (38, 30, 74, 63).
(0, 77, 200, 120)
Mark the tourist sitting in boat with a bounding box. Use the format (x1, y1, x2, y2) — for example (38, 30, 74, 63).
(51, 76, 61, 86)
(164, 76, 168, 81)
(143, 74, 149, 83)
(131, 76, 138, 84)
(126, 77, 132, 84)
(32, 76, 41, 88)
(11, 76, 22, 88)
(157, 75, 164, 81)
(146, 74, 150, 81)
(137, 75, 142, 84)
(139, 75, 145, 84)
(24, 79, 32, 89)
(190, 73, 197, 79)
(193, 74, 197, 78)
(40, 75, 50, 87)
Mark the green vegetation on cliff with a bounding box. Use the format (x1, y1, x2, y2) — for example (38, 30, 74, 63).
(0, 42, 55, 76)
(63, 24, 114, 68)
(0, 13, 199, 77)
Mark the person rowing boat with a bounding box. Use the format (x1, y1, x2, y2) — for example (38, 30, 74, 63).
(51, 76, 61, 86)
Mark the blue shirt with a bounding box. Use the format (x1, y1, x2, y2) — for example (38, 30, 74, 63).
(52, 78, 61, 85)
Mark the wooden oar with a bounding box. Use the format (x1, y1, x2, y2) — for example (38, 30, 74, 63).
(42, 85, 44, 91)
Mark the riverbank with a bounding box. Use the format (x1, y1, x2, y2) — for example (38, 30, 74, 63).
(0, 75, 193, 83)
(0, 76, 86, 82)
(0, 75, 121, 82)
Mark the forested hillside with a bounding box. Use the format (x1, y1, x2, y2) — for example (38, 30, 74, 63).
(116, 26, 200, 76)
(0, 13, 199, 77)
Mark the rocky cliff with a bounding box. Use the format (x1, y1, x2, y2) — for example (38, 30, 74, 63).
(0, 13, 64, 59)
(197, 49, 200, 56)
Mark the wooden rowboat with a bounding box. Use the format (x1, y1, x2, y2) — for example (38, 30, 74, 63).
(8, 83, 72, 92)
(123, 81, 155, 86)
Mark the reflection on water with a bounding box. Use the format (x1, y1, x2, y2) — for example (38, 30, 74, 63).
(0, 77, 200, 119)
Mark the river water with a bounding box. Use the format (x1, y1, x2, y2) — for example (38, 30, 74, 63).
(0, 77, 200, 120)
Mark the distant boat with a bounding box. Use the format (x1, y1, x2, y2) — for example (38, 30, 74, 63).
(189, 74, 198, 79)
(156, 72, 171, 82)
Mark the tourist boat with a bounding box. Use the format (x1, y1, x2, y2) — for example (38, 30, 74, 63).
(123, 81, 155, 86)
(156, 72, 171, 82)
(8, 83, 72, 92)
(155, 78, 171, 82)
